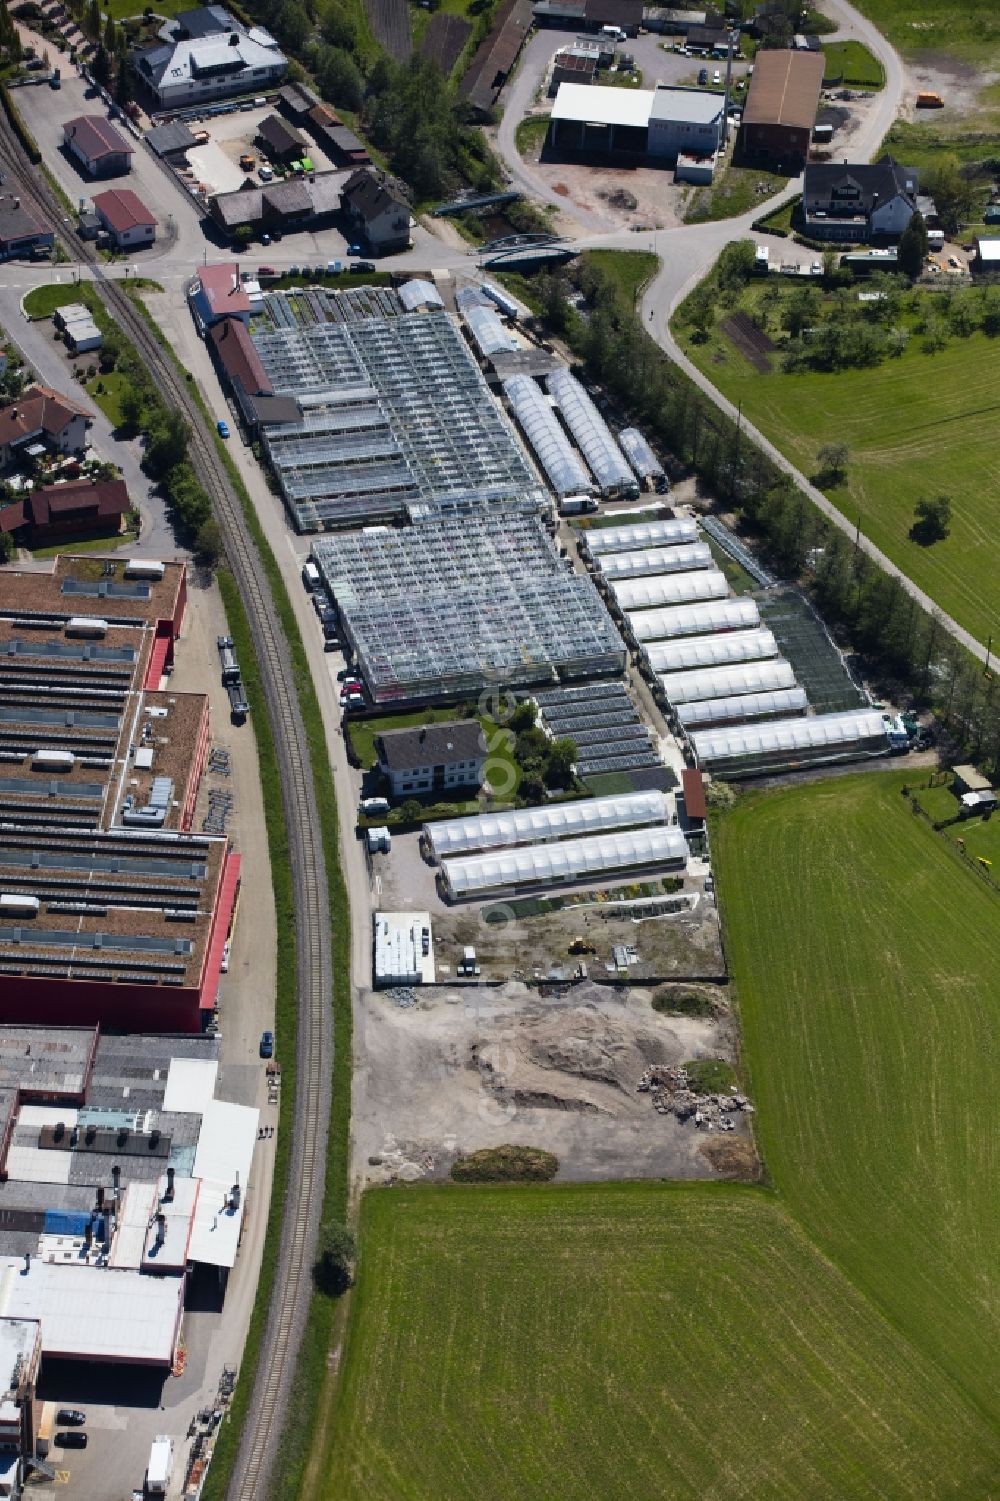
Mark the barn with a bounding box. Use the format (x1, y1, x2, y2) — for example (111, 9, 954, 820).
(738, 49, 824, 168)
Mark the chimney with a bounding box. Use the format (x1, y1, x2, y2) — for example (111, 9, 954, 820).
(111, 1163, 120, 1192)
(22, 1253, 30, 1275)
(155, 1212, 166, 1246)
(96, 1185, 104, 1211)
(230, 1178, 241, 1211)
(164, 1165, 175, 1202)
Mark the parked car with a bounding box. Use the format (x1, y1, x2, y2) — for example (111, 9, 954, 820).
(258, 265, 277, 277)
(350, 261, 376, 274)
(260, 233, 271, 245)
(347, 243, 363, 256)
(217, 419, 230, 438)
(258, 164, 274, 181)
(810, 260, 822, 275)
(326, 260, 342, 274)
(55, 1432, 87, 1450)
(712, 68, 721, 85)
(259, 1031, 274, 1059)
(698, 67, 708, 84)
(55, 1410, 85, 1427)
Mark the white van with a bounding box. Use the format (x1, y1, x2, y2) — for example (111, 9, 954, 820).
(559, 495, 599, 516)
(302, 560, 320, 591)
(601, 24, 625, 40)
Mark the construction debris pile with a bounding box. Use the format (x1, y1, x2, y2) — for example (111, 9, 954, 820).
(638, 1065, 755, 1131)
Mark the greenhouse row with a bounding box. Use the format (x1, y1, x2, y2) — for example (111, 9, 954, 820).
(618, 427, 665, 486)
(610, 567, 729, 614)
(643, 627, 778, 675)
(441, 825, 689, 898)
(678, 686, 808, 728)
(627, 596, 761, 643)
(584, 517, 699, 555)
(425, 789, 668, 860)
(462, 302, 520, 359)
(596, 543, 714, 581)
(659, 657, 797, 707)
(690, 709, 890, 776)
(546, 369, 636, 497)
(502, 374, 592, 499)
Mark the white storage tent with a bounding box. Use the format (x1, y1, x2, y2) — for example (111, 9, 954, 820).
(442, 825, 689, 897)
(463, 302, 519, 358)
(660, 658, 795, 705)
(690, 709, 889, 771)
(644, 627, 778, 674)
(398, 279, 444, 311)
(596, 543, 713, 580)
(503, 374, 592, 498)
(546, 368, 635, 495)
(610, 568, 729, 613)
(618, 427, 665, 484)
(585, 518, 699, 555)
(678, 686, 808, 727)
(426, 789, 668, 859)
(628, 596, 760, 643)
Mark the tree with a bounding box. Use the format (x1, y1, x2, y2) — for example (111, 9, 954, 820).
(86, 0, 99, 39)
(543, 737, 577, 790)
(509, 700, 537, 732)
(715, 238, 757, 292)
(923, 156, 974, 236)
(816, 441, 849, 484)
(399, 798, 423, 823)
(897, 211, 927, 279)
(314, 43, 363, 111)
(194, 517, 222, 566)
(910, 493, 952, 546)
(319, 0, 356, 50)
(312, 1222, 356, 1296)
(144, 408, 190, 479)
(118, 382, 146, 434)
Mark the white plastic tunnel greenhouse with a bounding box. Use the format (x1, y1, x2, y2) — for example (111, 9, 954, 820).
(585, 517, 699, 555)
(660, 657, 796, 706)
(463, 302, 519, 359)
(610, 568, 729, 614)
(546, 368, 635, 496)
(678, 686, 808, 727)
(618, 426, 665, 485)
(502, 374, 592, 498)
(596, 543, 714, 581)
(441, 825, 689, 898)
(643, 627, 778, 675)
(690, 709, 890, 773)
(426, 789, 668, 860)
(627, 596, 761, 643)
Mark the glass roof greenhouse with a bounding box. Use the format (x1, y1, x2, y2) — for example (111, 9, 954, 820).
(502, 374, 592, 498)
(546, 369, 635, 497)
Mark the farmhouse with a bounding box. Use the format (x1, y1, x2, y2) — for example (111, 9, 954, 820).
(802, 156, 920, 242)
(0, 477, 130, 545)
(375, 720, 486, 798)
(92, 188, 157, 248)
(341, 170, 412, 255)
(739, 49, 824, 167)
(63, 116, 133, 178)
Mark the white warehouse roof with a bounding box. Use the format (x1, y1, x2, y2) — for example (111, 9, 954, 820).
(597, 543, 714, 580)
(678, 686, 808, 726)
(427, 789, 668, 859)
(690, 709, 889, 767)
(0, 1258, 183, 1366)
(628, 596, 760, 642)
(649, 84, 726, 124)
(551, 82, 655, 130)
(976, 238, 1000, 263)
(585, 517, 699, 554)
(442, 824, 687, 897)
(660, 657, 795, 705)
(611, 568, 729, 613)
(644, 627, 778, 674)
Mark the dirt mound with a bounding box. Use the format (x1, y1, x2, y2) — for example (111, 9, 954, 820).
(699, 1136, 761, 1181)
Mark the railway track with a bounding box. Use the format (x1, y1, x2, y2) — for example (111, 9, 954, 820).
(0, 112, 333, 1500)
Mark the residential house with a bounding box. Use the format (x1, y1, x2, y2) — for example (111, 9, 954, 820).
(131, 6, 286, 109)
(802, 156, 920, 241)
(341, 170, 411, 255)
(0, 478, 130, 545)
(187, 262, 256, 334)
(376, 721, 486, 798)
(63, 116, 134, 178)
(92, 188, 157, 248)
(0, 196, 53, 261)
(0, 387, 92, 468)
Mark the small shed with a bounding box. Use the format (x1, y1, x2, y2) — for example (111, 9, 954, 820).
(953, 764, 992, 797)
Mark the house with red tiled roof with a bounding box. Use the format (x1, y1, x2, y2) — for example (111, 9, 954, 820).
(92, 188, 157, 248)
(63, 116, 134, 178)
(0, 477, 130, 544)
(0, 386, 93, 468)
(187, 262, 254, 334)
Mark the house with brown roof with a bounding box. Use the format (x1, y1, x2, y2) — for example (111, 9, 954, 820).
(0, 478, 130, 545)
(63, 116, 134, 178)
(341, 169, 411, 255)
(738, 48, 824, 168)
(257, 113, 306, 164)
(187, 262, 254, 334)
(0, 387, 92, 469)
(92, 188, 157, 248)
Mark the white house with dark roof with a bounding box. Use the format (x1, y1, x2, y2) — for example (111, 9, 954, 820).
(803, 155, 921, 242)
(376, 720, 486, 798)
(132, 5, 286, 109)
(341, 170, 412, 255)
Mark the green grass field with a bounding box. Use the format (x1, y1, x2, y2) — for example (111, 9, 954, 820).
(677, 298, 1000, 649)
(850, 0, 1000, 58)
(714, 773, 1000, 1430)
(821, 39, 885, 87)
(320, 1181, 995, 1501)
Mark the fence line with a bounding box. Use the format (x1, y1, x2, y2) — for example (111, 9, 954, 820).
(902, 779, 1000, 895)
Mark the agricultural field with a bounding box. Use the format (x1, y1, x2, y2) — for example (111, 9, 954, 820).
(714, 772, 1000, 1432)
(821, 39, 885, 88)
(850, 0, 1000, 59)
(675, 278, 1000, 649)
(316, 1182, 996, 1501)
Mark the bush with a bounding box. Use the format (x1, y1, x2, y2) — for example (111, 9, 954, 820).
(683, 1059, 737, 1095)
(450, 1145, 558, 1183)
(312, 1222, 356, 1295)
(651, 987, 719, 1018)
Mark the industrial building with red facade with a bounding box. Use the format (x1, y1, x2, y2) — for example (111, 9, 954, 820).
(0, 554, 239, 1033)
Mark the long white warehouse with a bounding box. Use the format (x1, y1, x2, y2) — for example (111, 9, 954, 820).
(644, 627, 778, 674)
(584, 517, 699, 555)
(678, 686, 808, 727)
(547, 368, 635, 497)
(426, 788, 667, 860)
(596, 543, 714, 580)
(660, 658, 795, 706)
(628, 596, 760, 643)
(503, 374, 592, 498)
(611, 569, 729, 613)
(690, 709, 889, 775)
(442, 825, 688, 898)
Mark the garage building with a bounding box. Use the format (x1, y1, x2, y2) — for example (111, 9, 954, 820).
(738, 49, 824, 168)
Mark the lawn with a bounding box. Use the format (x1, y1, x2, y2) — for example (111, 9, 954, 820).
(86, 370, 129, 428)
(821, 39, 885, 88)
(514, 115, 550, 158)
(684, 162, 789, 225)
(676, 290, 1000, 650)
(316, 1181, 996, 1501)
(849, 0, 1000, 59)
(714, 772, 1000, 1431)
